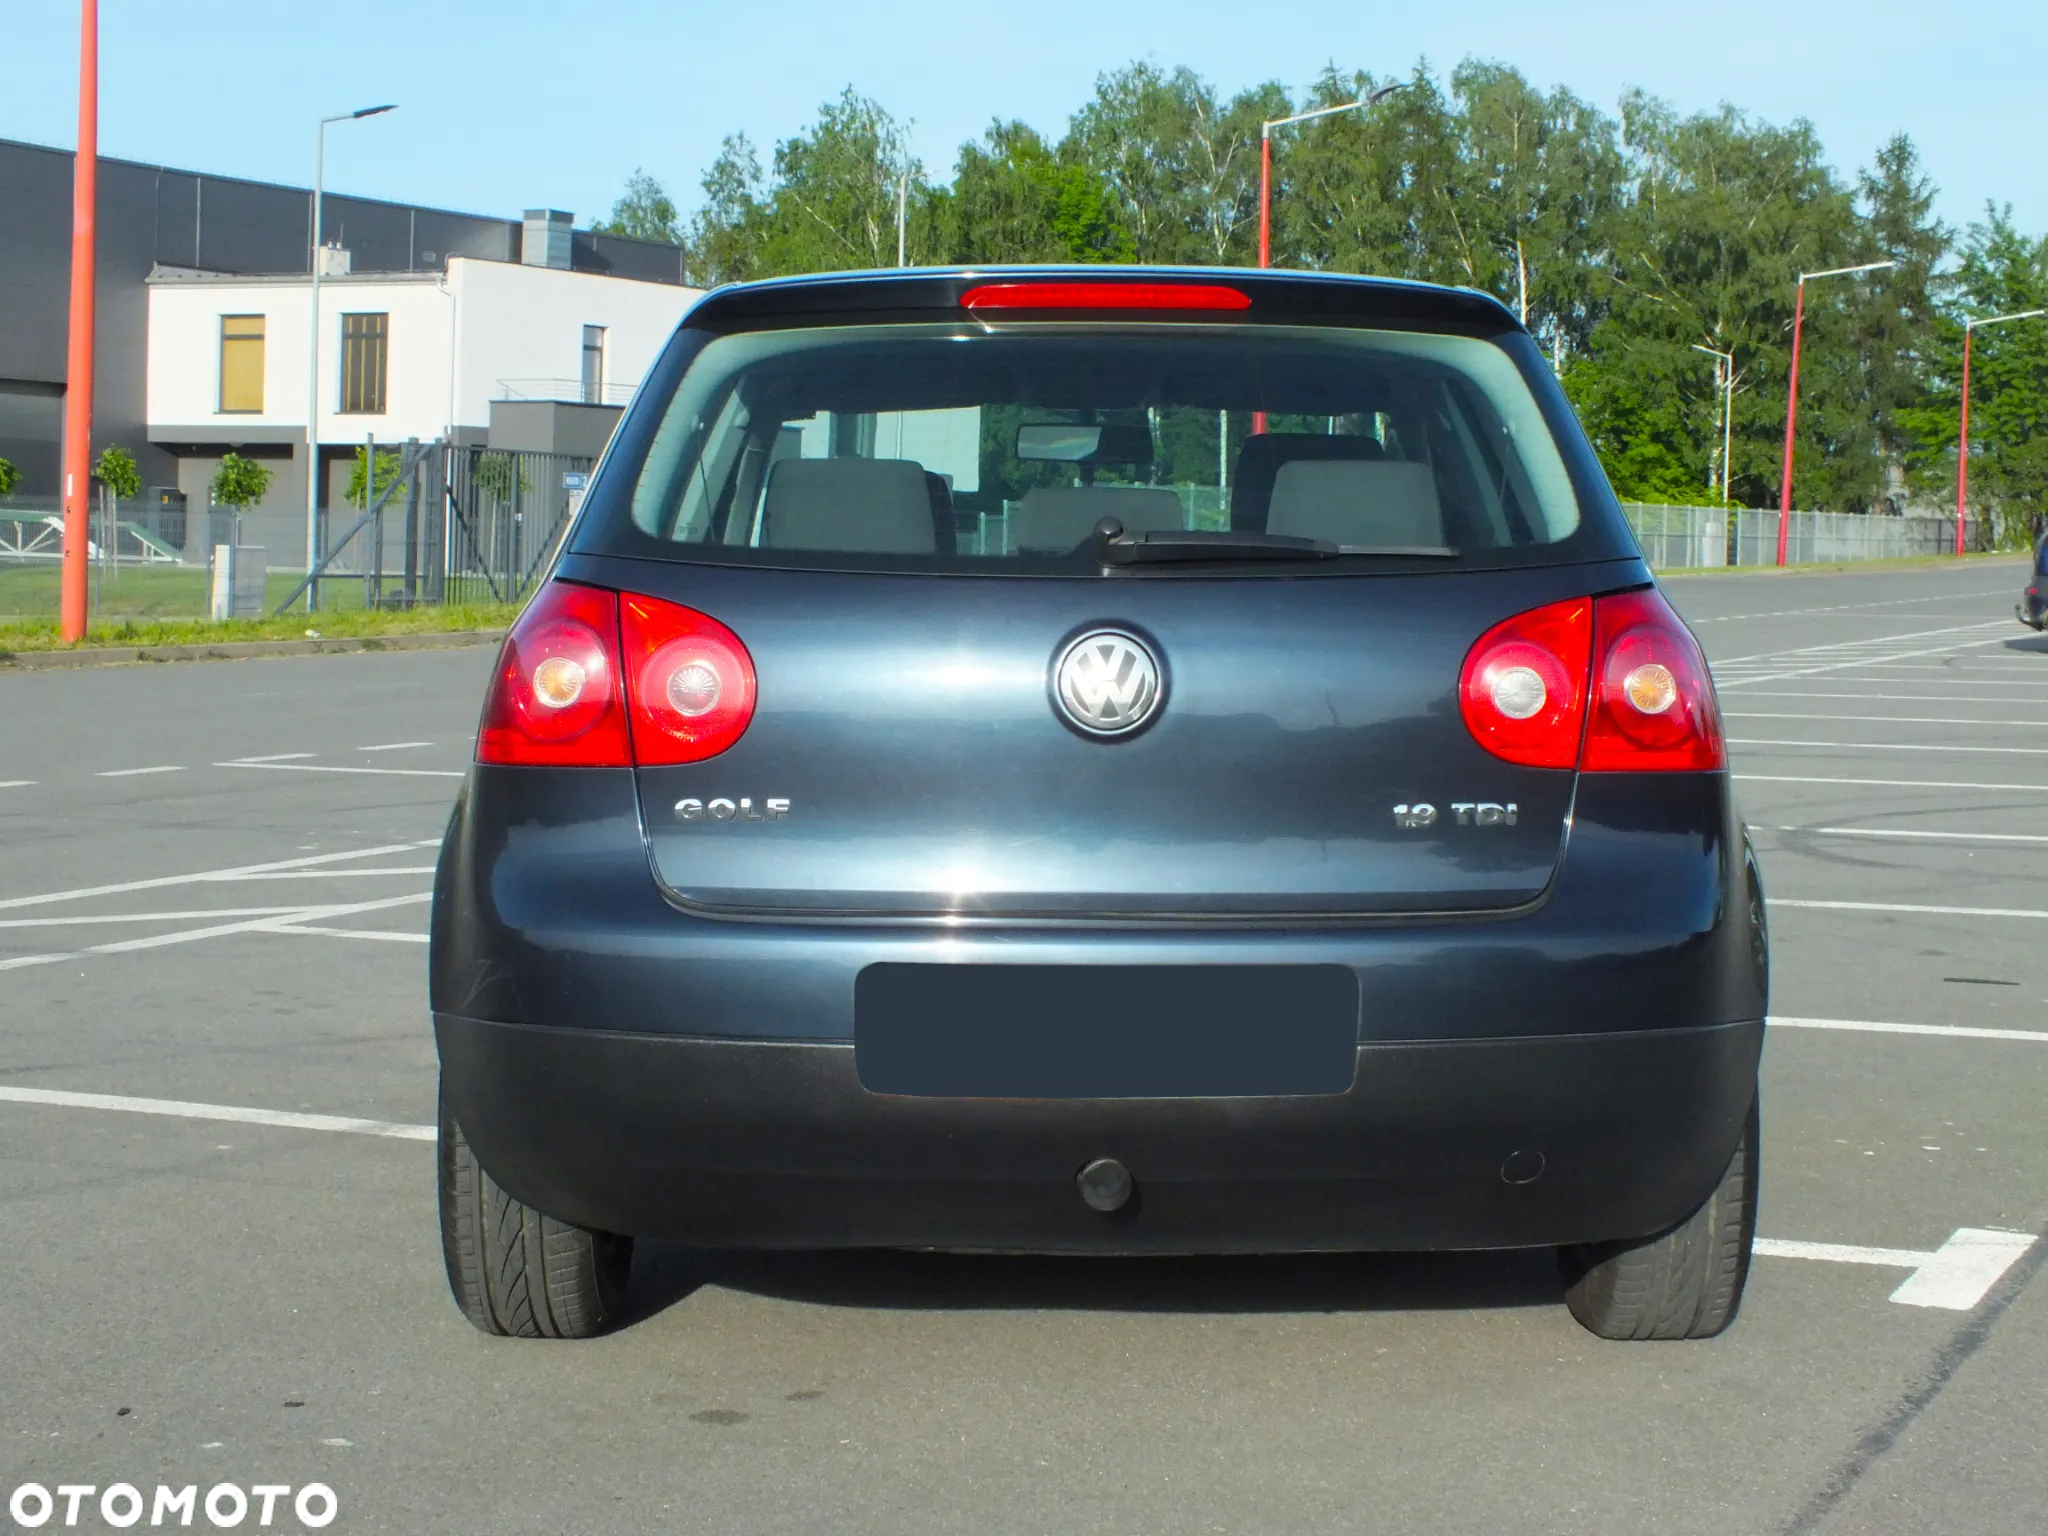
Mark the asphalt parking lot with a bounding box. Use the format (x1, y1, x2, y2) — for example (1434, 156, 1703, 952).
(3, 556, 2045, 1535)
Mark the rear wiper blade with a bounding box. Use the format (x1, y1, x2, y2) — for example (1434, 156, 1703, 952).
(1091, 518, 1456, 565)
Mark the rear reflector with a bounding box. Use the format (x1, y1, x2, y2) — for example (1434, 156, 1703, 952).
(475, 583, 758, 768)
(960, 281, 1251, 312)
(1459, 587, 1723, 773)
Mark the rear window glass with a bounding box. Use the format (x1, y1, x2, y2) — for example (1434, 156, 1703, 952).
(591, 323, 1591, 573)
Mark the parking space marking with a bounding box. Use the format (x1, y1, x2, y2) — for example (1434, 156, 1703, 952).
(1778, 827, 2048, 847)
(0, 906, 311, 929)
(227, 752, 316, 763)
(0, 781, 35, 790)
(267, 924, 428, 944)
(1681, 588, 2020, 624)
(0, 842, 436, 912)
(0, 1085, 434, 1142)
(94, 765, 184, 777)
(237, 866, 438, 879)
(0, 893, 431, 972)
(220, 760, 464, 779)
(1728, 712, 2048, 728)
(1736, 773, 2048, 792)
(1735, 688, 2048, 702)
(1770, 1015, 2048, 1044)
(0, 1083, 2030, 1309)
(359, 741, 433, 752)
(1756, 1229, 2038, 1311)
(1731, 738, 2048, 756)
(1771, 897, 2048, 920)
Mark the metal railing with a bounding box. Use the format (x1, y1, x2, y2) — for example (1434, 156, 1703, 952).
(272, 442, 593, 613)
(1622, 504, 1986, 571)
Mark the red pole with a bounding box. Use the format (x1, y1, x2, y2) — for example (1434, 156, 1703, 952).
(59, 0, 98, 642)
(1774, 278, 1805, 567)
(1252, 132, 1271, 437)
(1258, 133, 1272, 269)
(1954, 326, 1973, 557)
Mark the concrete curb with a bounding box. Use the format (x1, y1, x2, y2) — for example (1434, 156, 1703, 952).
(0, 628, 506, 670)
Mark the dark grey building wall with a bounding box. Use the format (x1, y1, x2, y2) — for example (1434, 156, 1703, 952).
(0, 136, 685, 502)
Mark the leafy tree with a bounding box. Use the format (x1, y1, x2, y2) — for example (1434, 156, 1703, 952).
(1065, 63, 1282, 265)
(940, 121, 1129, 263)
(596, 169, 682, 245)
(210, 452, 272, 509)
(472, 451, 532, 503)
(347, 446, 403, 510)
(93, 444, 142, 502)
(688, 135, 768, 285)
(0, 457, 19, 499)
(1899, 207, 2048, 539)
(1853, 135, 1951, 509)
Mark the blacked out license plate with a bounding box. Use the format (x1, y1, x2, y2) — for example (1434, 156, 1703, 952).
(854, 964, 1359, 1099)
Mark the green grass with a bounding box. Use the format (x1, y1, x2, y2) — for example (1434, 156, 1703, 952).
(1659, 551, 2027, 577)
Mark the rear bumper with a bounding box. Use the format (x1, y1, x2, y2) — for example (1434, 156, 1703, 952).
(437, 1013, 1764, 1253)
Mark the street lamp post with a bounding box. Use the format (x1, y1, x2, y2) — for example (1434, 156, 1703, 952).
(304, 104, 396, 611)
(1775, 260, 1894, 565)
(1253, 83, 1406, 434)
(1691, 343, 1734, 506)
(1955, 309, 2047, 556)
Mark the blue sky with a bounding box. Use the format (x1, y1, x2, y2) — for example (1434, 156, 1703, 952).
(4, 0, 2041, 241)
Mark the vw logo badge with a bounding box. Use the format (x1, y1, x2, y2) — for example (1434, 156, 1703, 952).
(1052, 629, 1164, 738)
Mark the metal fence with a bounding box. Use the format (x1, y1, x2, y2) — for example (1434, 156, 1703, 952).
(1621, 503, 1985, 571)
(286, 442, 594, 612)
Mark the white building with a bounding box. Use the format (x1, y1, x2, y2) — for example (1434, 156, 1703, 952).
(145, 247, 701, 564)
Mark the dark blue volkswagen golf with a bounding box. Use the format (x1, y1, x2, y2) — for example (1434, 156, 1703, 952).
(432, 268, 1767, 1343)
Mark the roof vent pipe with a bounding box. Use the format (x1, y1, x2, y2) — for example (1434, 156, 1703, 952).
(522, 209, 573, 270)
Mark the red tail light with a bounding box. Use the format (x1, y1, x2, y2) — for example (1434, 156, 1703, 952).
(476, 584, 757, 767)
(1458, 597, 1593, 769)
(960, 281, 1250, 312)
(1581, 588, 1724, 771)
(618, 592, 758, 765)
(1460, 588, 1723, 772)
(476, 581, 631, 766)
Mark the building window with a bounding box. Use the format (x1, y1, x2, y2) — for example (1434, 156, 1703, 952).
(581, 325, 607, 404)
(341, 312, 390, 414)
(218, 314, 265, 413)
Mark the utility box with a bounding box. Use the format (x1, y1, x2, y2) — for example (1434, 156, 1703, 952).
(210, 545, 267, 620)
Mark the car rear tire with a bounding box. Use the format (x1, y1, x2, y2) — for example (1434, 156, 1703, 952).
(1559, 1093, 1758, 1341)
(438, 1085, 633, 1338)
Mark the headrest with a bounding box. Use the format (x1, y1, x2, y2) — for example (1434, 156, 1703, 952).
(1011, 487, 1185, 553)
(1230, 432, 1387, 532)
(760, 457, 937, 553)
(1264, 459, 1445, 548)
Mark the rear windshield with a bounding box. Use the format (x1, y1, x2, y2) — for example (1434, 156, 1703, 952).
(584, 322, 1596, 574)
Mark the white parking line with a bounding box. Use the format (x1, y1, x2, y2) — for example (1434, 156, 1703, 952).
(359, 741, 433, 752)
(227, 752, 316, 763)
(1727, 712, 2048, 728)
(95, 765, 184, 777)
(0, 842, 436, 912)
(0, 893, 432, 972)
(0, 1085, 433, 1142)
(0, 907, 309, 929)
(1770, 898, 2048, 920)
(1777, 827, 2048, 847)
(220, 760, 463, 779)
(1731, 739, 2048, 756)
(1684, 589, 2019, 624)
(1770, 1015, 2048, 1043)
(1755, 1228, 2038, 1310)
(237, 866, 437, 879)
(1729, 689, 2048, 704)
(0, 781, 35, 790)
(268, 924, 428, 944)
(1736, 774, 2048, 793)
